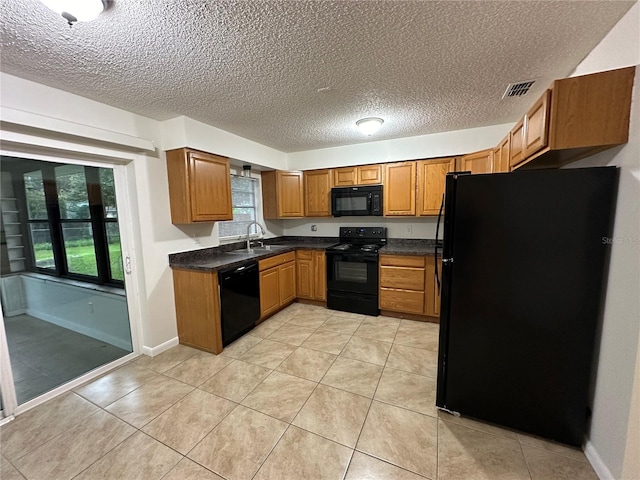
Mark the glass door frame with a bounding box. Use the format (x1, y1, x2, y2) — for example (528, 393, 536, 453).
(0, 149, 143, 417)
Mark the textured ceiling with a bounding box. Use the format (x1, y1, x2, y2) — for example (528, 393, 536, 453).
(0, 0, 635, 152)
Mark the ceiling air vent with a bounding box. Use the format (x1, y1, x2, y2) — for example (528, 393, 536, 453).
(502, 80, 536, 99)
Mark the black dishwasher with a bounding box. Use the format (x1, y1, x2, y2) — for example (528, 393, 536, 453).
(219, 261, 260, 346)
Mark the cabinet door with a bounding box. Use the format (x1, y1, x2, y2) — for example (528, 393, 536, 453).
(259, 267, 280, 318)
(304, 169, 332, 217)
(417, 158, 456, 216)
(334, 167, 357, 187)
(524, 89, 551, 158)
(313, 251, 326, 301)
(424, 255, 442, 318)
(279, 262, 296, 305)
(357, 165, 383, 185)
(461, 149, 493, 174)
(188, 151, 233, 222)
(498, 135, 511, 173)
(277, 171, 304, 218)
(433, 258, 443, 316)
(296, 253, 313, 300)
(509, 118, 525, 167)
(492, 146, 502, 174)
(383, 161, 416, 216)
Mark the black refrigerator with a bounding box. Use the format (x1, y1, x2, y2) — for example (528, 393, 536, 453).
(435, 167, 618, 447)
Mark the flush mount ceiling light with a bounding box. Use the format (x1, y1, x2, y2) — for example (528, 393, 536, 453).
(40, 0, 108, 26)
(356, 117, 384, 136)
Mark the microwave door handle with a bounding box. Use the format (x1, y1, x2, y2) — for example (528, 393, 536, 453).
(367, 193, 372, 212)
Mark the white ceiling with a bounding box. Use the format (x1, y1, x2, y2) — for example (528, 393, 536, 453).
(0, 0, 635, 152)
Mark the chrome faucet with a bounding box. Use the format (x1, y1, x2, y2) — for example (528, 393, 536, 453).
(246, 221, 266, 250)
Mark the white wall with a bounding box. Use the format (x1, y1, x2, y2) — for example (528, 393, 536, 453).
(283, 217, 439, 240)
(19, 275, 131, 350)
(161, 116, 288, 170)
(286, 123, 513, 170)
(566, 4, 640, 479)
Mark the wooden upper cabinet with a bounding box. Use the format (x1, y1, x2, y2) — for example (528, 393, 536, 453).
(357, 165, 383, 185)
(417, 157, 456, 216)
(509, 118, 525, 167)
(304, 169, 332, 217)
(460, 149, 493, 174)
(383, 161, 416, 216)
(498, 135, 511, 173)
(166, 148, 232, 224)
(524, 89, 551, 158)
(262, 170, 304, 219)
(334, 167, 357, 186)
(512, 67, 635, 169)
(492, 134, 511, 174)
(334, 165, 383, 187)
(549, 67, 635, 149)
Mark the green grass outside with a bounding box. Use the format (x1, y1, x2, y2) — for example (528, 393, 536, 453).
(34, 242, 124, 281)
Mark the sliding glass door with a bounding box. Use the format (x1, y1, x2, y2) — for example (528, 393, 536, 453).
(0, 155, 135, 411)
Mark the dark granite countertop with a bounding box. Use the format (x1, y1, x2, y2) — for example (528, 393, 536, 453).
(168, 236, 442, 272)
(169, 236, 338, 272)
(381, 239, 443, 256)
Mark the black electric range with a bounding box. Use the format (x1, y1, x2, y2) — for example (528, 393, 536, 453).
(326, 227, 387, 316)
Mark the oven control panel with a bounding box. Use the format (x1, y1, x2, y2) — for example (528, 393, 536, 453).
(339, 226, 387, 240)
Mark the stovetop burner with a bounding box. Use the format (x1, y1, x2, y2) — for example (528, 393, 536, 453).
(332, 243, 353, 251)
(327, 227, 388, 255)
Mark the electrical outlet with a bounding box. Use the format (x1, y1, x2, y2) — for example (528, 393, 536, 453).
(407, 225, 413, 235)
(311, 225, 317, 231)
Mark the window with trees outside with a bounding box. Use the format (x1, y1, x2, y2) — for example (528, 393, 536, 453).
(218, 175, 258, 239)
(22, 163, 124, 286)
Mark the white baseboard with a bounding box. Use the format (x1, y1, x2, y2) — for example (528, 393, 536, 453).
(585, 440, 615, 480)
(141, 337, 179, 357)
(3, 309, 26, 317)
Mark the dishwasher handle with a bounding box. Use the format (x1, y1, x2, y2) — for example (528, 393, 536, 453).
(220, 261, 258, 283)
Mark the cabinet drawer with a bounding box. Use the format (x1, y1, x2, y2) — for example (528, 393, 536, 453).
(380, 255, 426, 268)
(380, 288, 425, 315)
(380, 266, 425, 290)
(296, 250, 313, 260)
(259, 251, 296, 271)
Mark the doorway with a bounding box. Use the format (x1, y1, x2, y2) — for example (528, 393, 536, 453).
(0, 155, 136, 410)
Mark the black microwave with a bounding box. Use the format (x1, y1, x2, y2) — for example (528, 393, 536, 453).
(331, 185, 383, 216)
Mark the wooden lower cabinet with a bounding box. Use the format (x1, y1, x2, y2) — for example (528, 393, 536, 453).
(259, 267, 281, 318)
(379, 255, 426, 315)
(296, 250, 326, 301)
(279, 262, 296, 305)
(259, 252, 296, 319)
(171, 268, 223, 354)
(425, 256, 443, 317)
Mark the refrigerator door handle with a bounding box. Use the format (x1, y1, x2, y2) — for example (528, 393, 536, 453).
(435, 193, 445, 293)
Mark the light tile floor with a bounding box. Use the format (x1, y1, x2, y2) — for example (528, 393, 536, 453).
(0, 303, 598, 480)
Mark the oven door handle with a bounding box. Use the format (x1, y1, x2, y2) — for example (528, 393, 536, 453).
(327, 252, 379, 262)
